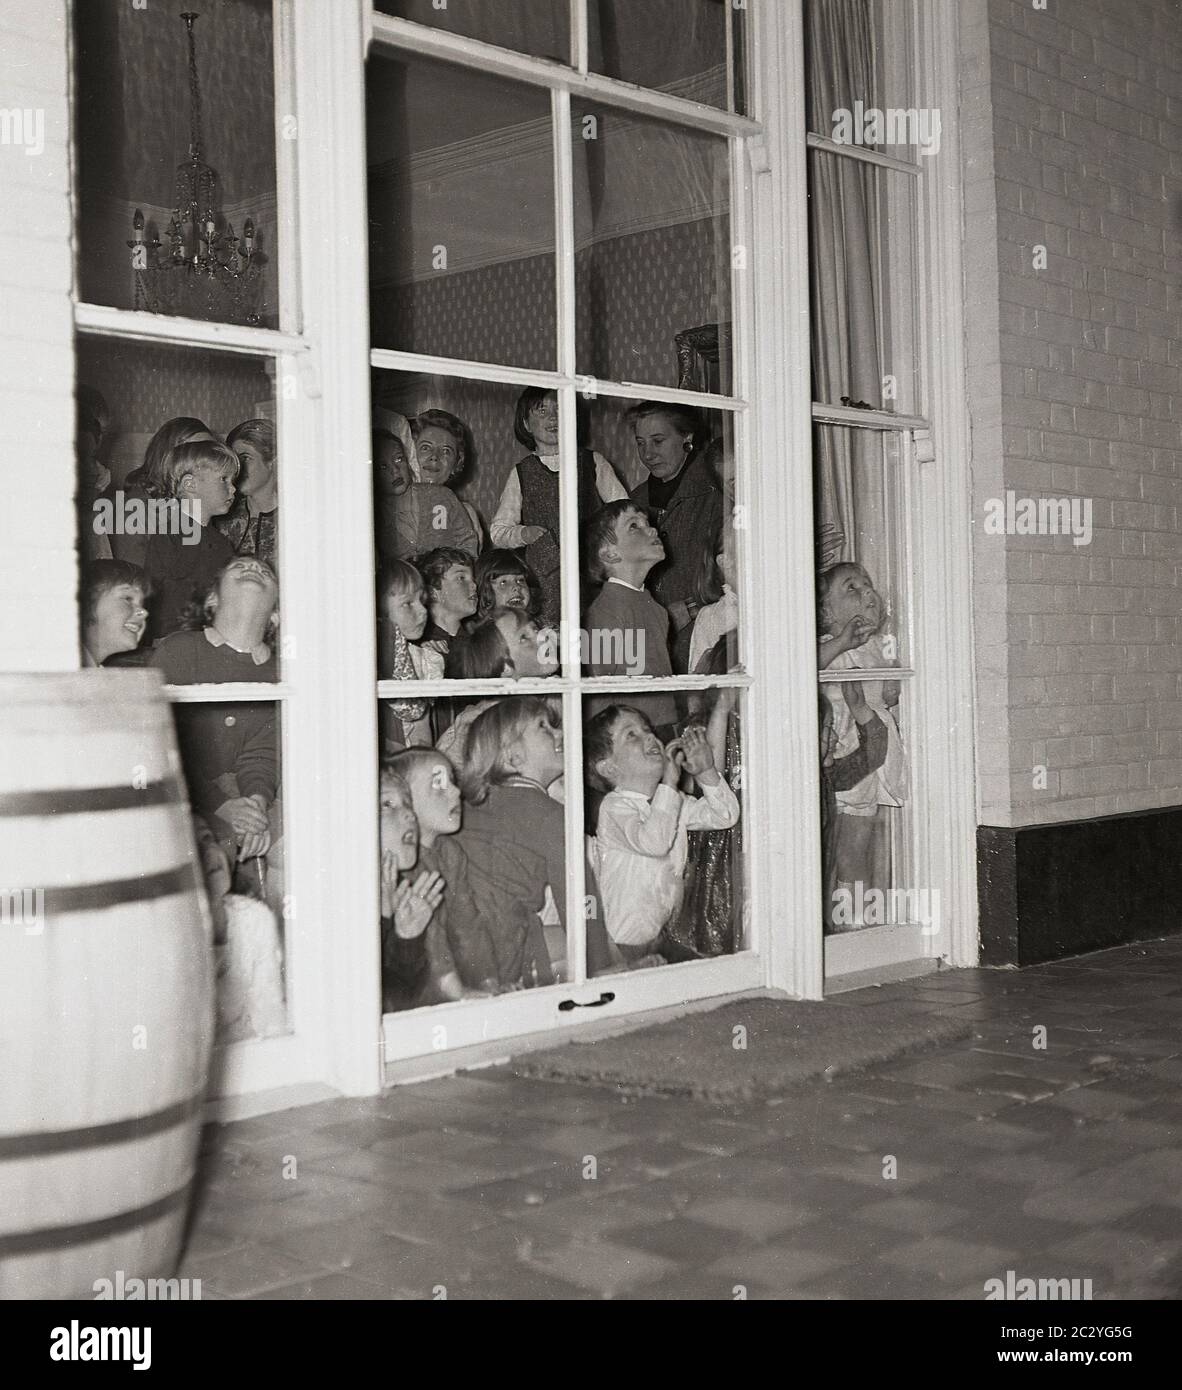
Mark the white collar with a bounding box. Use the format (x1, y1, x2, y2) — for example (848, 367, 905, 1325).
(204, 625, 271, 665)
(605, 576, 645, 593)
(533, 451, 560, 470)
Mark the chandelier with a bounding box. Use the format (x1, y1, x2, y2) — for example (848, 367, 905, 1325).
(127, 11, 266, 327)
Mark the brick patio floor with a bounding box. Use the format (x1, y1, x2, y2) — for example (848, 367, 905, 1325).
(181, 937, 1182, 1300)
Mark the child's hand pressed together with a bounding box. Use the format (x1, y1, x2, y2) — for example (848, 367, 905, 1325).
(668, 725, 720, 784)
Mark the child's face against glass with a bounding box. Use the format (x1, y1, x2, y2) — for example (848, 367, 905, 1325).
(184, 466, 235, 521)
(435, 564, 477, 619)
(497, 614, 557, 677)
(634, 414, 690, 480)
(604, 710, 664, 784)
(717, 548, 736, 591)
(86, 583, 148, 658)
(376, 440, 411, 498)
(410, 759, 462, 838)
(386, 585, 427, 641)
(489, 572, 530, 610)
(513, 712, 564, 785)
(528, 396, 560, 451)
(380, 782, 420, 871)
(415, 426, 459, 485)
(824, 566, 883, 635)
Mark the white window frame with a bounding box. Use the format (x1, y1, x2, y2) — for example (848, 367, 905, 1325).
(68, 0, 976, 1103)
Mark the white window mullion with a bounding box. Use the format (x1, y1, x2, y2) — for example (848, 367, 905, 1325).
(552, 85, 589, 992)
(571, 0, 589, 75)
(73, 304, 308, 358)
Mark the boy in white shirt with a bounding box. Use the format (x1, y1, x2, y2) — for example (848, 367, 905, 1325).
(586, 703, 739, 963)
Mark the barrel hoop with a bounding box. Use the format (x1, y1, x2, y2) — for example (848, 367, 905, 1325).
(43, 865, 197, 915)
(0, 1185, 191, 1257)
(0, 780, 181, 817)
(0, 1094, 203, 1161)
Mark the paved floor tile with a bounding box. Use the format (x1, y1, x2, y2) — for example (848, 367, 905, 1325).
(182, 939, 1182, 1299)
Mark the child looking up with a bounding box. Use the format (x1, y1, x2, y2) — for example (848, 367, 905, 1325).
(379, 765, 445, 1011)
(378, 560, 442, 750)
(587, 704, 738, 963)
(142, 439, 238, 640)
(387, 748, 498, 1001)
(415, 547, 478, 657)
(816, 561, 909, 905)
(582, 500, 677, 735)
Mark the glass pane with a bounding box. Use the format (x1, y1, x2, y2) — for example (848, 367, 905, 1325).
(805, 0, 920, 158)
(572, 102, 732, 393)
(821, 683, 915, 935)
(168, 694, 287, 1041)
(814, 425, 909, 668)
(375, 0, 569, 63)
(583, 686, 747, 970)
(367, 52, 556, 368)
(73, 0, 278, 327)
(580, 398, 733, 674)
(378, 693, 571, 1013)
(76, 336, 278, 655)
(808, 151, 920, 415)
(589, 1, 745, 114)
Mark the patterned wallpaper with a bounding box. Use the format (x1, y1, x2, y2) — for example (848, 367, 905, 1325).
(372, 218, 727, 527)
(77, 338, 272, 487)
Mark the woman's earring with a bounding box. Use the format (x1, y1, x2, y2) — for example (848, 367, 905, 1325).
(683, 440, 693, 455)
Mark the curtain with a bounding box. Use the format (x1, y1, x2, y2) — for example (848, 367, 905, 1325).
(806, 0, 888, 584)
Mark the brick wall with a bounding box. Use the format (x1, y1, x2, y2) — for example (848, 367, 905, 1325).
(967, 0, 1182, 827)
(0, 0, 77, 671)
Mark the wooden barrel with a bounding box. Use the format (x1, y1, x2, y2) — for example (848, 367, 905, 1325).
(0, 670, 213, 1299)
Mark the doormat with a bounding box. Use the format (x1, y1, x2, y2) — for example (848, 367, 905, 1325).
(511, 996, 972, 1103)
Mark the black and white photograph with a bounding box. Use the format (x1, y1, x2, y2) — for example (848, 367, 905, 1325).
(1, 0, 1181, 1348)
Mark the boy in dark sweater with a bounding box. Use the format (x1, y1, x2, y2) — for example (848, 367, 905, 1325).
(581, 499, 678, 735)
(142, 439, 238, 641)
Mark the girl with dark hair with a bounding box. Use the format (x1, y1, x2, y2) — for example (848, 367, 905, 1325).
(628, 404, 724, 660)
(489, 386, 627, 625)
(474, 547, 540, 619)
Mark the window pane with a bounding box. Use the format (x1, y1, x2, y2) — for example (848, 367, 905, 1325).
(379, 694, 571, 1013)
(808, 151, 920, 415)
(73, 0, 279, 327)
(589, 1, 745, 114)
(583, 687, 747, 970)
(580, 398, 733, 674)
(367, 53, 556, 369)
(805, 0, 919, 157)
(179, 698, 287, 1041)
(76, 337, 279, 658)
(572, 103, 733, 393)
(814, 425, 910, 668)
(375, 0, 569, 63)
(822, 684, 915, 935)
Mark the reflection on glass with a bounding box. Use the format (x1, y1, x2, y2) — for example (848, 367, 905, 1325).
(367, 52, 556, 367)
(379, 696, 577, 1013)
(821, 685, 913, 934)
(583, 689, 745, 971)
(813, 426, 908, 666)
(589, 1, 742, 113)
(805, 0, 917, 156)
(572, 102, 732, 393)
(580, 399, 730, 672)
(73, 0, 278, 326)
(74, 337, 277, 650)
(167, 696, 287, 1041)
(375, 0, 569, 63)
(808, 153, 920, 415)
